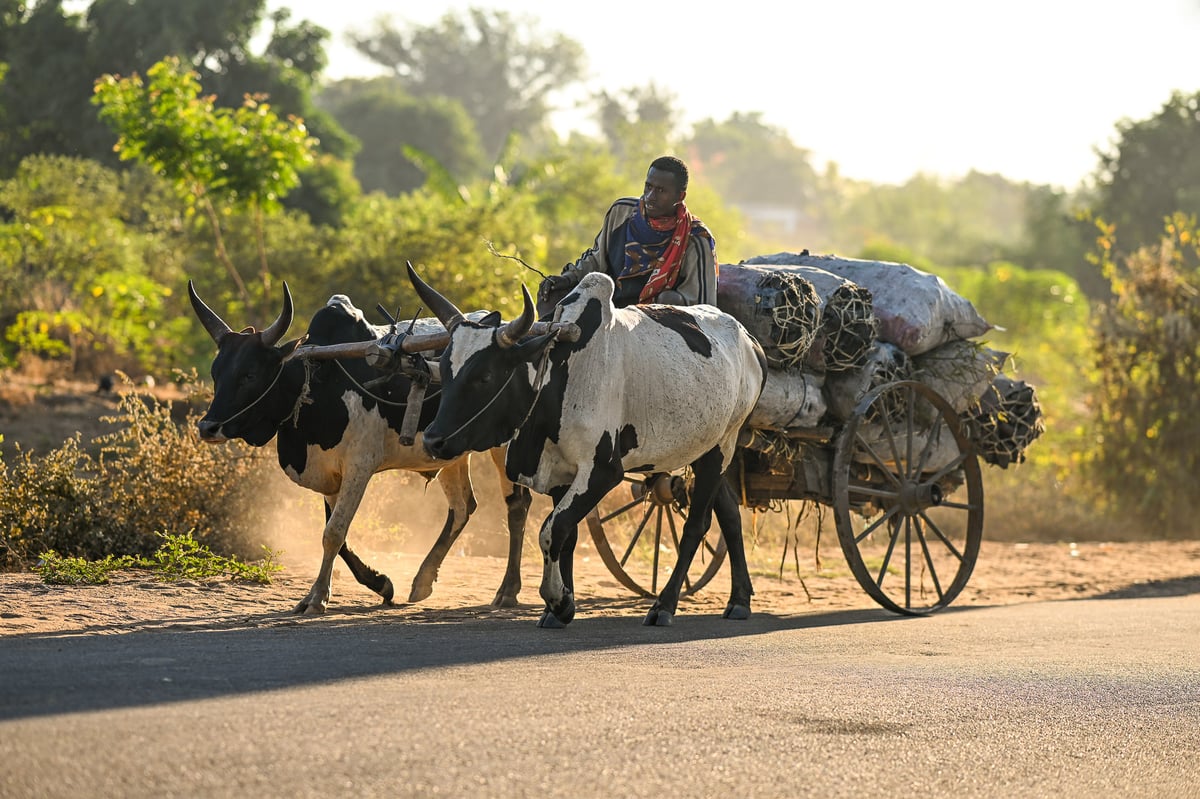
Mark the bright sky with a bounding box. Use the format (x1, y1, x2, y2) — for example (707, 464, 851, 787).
(269, 0, 1200, 190)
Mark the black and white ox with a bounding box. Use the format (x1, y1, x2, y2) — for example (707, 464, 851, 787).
(408, 265, 768, 627)
(188, 280, 531, 615)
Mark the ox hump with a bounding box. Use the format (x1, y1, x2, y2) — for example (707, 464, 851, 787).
(576, 272, 617, 305)
(324, 294, 365, 322)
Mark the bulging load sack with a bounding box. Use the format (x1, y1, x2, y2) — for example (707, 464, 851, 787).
(718, 261, 876, 372)
(823, 342, 910, 422)
(911, 341, 1009, 413)
(747, 369, 827, 430)
(743, 251, 991, 356)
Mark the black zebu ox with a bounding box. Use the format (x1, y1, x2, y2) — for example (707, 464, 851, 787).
(188, 281, 531, 615)
(408, 265, 768, 627)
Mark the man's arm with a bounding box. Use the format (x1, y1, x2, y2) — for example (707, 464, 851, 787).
(660, 235, 718, 306)
(559, 198, 638, 286)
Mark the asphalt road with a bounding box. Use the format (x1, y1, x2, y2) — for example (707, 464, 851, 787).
(1, 596, 1197, 798)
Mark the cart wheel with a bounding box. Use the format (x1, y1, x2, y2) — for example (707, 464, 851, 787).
(832, 380, 984, 615)
(585, 473, 727, 598)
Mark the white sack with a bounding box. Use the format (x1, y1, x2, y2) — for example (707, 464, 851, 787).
(747, 369, 827, 429)
(743, 252, 990, 355)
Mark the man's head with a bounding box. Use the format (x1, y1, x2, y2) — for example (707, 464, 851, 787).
(643, 156, 689, 219)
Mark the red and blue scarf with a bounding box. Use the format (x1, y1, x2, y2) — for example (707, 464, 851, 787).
(618, 199, 716, 302)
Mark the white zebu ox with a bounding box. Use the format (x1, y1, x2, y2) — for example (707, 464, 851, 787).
(409, 265, 768, 627)
(188, 281, 531, 615)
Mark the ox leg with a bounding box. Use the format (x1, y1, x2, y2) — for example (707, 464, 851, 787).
(538, 473, 616, 629)
(293, 468, 375, 615)
(337, 541, 395, 606)
(323, 492, 396, 606)
(490, 446, 530, 607)
(714, 478, 753, 620)
(493, 451, 531, 607)
(644, 448, 752, 626)
(409, 458, 476, 602)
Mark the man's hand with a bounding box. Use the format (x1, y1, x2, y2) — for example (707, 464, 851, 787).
(538, 274, 574, 302)
(537, 274, 575, 320)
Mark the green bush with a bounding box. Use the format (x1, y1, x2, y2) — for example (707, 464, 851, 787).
(0, 374, 277, 570)
(1085, 214, 1200, 535)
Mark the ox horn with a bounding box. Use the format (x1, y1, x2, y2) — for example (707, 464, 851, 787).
(188, 280, 233, 343)
(496, 284, 536, 348)
(260, 282, 294, 347)
(406, 261, 465, 330)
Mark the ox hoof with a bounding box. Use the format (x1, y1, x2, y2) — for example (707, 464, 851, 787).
(292, 600, 327, 616)
(491, 591, 520, 608)
(408, 581, 434, 603)
(537, 595, 575, 627)
(379, 579, 395, 605)
(723, 603, 751, 621)
(643, 607, 674, 627)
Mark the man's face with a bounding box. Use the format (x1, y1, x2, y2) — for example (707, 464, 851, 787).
(642, 167, 684, 219)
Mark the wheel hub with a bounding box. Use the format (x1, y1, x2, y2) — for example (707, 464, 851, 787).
(897, 479, 943, 514)
(629, 473, 682, 507)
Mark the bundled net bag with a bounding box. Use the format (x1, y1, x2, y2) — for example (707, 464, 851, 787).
(744, 251, 990, 356)
(967, 375, 1045, 467)
(721, 261, 876, 372)
(716, 263, 821, 370)
(823, 341, 911, 422)
(812, 279, 878, 372)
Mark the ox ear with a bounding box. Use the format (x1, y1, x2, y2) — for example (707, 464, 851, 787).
(479, 311, 502, 327)
(496, 284, 536, 348)
(188, 279, 233, 343)
(277, 337, 303, 357)
(259, 282, 293, 347)
(513, 330, 559, 362)
(407, 261, 465, 330)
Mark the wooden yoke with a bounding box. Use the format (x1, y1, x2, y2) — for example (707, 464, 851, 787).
(283, 321, 581, 368)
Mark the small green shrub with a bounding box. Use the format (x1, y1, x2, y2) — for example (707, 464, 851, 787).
(141, 530, 281, 584)
(33, 532, 281, 585)
(34, 551, 136, 585)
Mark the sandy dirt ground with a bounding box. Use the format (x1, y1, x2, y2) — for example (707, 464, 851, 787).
(3, 538, 1199, 637)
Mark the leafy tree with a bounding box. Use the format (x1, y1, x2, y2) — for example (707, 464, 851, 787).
(688, 112, 819, 208)
(93, 56, 317, 315)
(0, 1, 357, 222)
(1018, 184, 1103, 296)
(347, 7, 586, 163)
(317, 77, 487, 196)
(594, 84, 678, 171)
(0, 155, 193, 375)
(1086, 213, 1200, 534)
(0, 0, 92, 176)
(1093, 91, 1200, 256)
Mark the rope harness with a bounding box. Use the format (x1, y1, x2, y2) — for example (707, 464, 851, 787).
(436, 333, 559, 445)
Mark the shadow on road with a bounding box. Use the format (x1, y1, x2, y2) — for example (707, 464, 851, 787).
(0, 601, 940, 722)
(1090, 574, 1200, 600)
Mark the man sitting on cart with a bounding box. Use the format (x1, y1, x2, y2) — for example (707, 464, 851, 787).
(538, 155, 718, 315)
